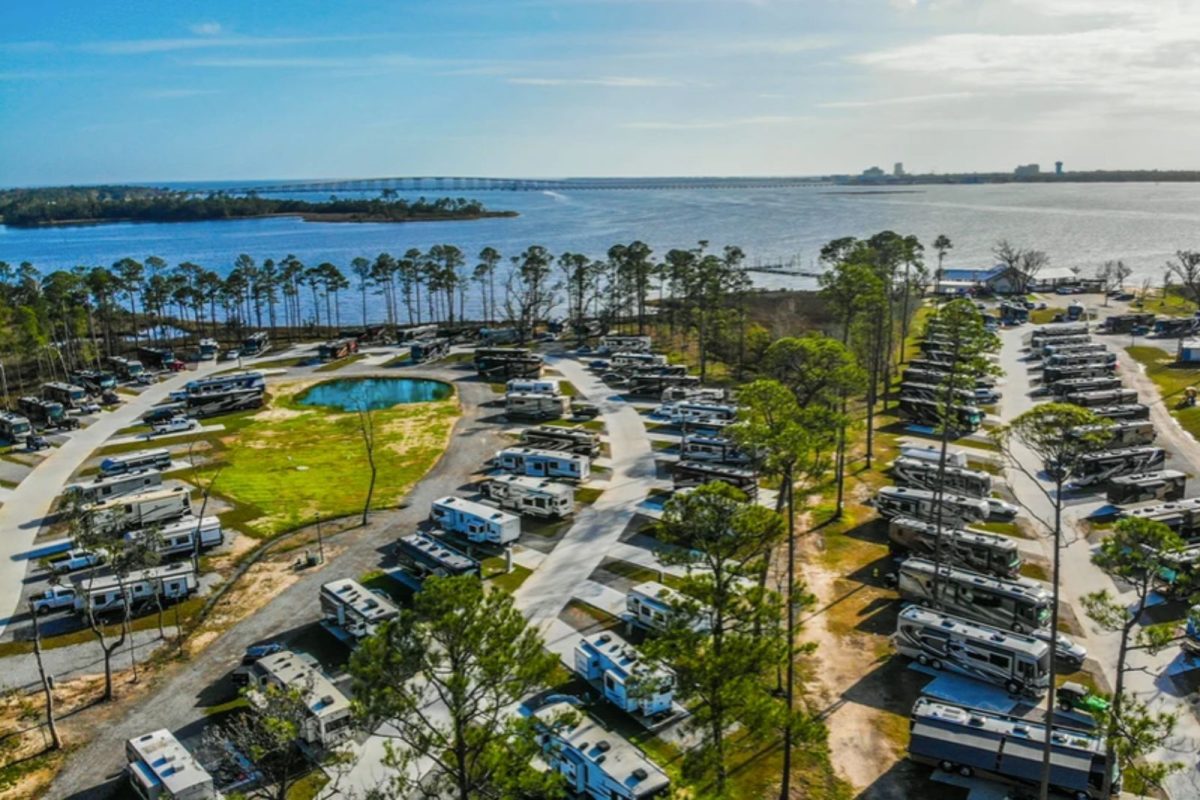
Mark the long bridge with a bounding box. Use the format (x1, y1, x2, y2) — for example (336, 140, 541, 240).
(221, 175, 836, 194)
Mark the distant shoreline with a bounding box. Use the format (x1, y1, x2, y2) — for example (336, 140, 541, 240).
(2, 209, 520, 229)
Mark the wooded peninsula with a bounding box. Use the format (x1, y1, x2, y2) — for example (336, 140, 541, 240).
(0, 185, 516, 227)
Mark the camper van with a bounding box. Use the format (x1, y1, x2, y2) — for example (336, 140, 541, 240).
(1070, 446, 1166, 486)
(898, 445, 970, 469)
(505, 392, 569, 420)
(599, 335, 652, 354)
(430, 496, 522, 545)
(319, 578, 400, 640)
(395, 533, 480, 579)
(88, 487, 192, 534)
(890, 457, 992, 498)
(1106, 471, 1187, 505)
(1091, 403, 1151, 422)
(1065, 388, 1139, 409)
(672, 460, 759, 499)
(519, 425, 600, 456)
(680, 434, 751, 465)
(907, 697, 1113, 799)
(574, 631, 675, 717)
(65, 469, 163, 505)
(411, 337, 451, 363)
(99, 448, 172, 476)
(0, 411, 32, 442)
(893, 607, 1050, 697)
(482, 475, 574, 518)
(887, 516, 1021, 578)
(897, 396, 984, 434)
(1047, 376, 1123, 397)
(506, 379, 561, 396)
(494, 447, 590, 481)
(1070, 420, 1155, 448)
(126, 515, 223, 556)
(875, 486, 989, 526)
(43, 381, 88, 409)
(73, 562, 197, 616)
(897, 557, 1052, 632)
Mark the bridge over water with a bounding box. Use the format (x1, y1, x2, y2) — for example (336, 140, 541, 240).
(221, 176, 836, 194)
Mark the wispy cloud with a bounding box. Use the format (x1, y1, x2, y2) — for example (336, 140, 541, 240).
(820, 92, 973, 109)
(189, 22, 223, 36)
(143, 88, 221, 99)
(622, 114, 808, 130)
(82, 34, 368, 55)
(508, 76, 683, 87)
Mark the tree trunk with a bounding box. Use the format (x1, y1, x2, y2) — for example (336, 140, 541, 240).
(29, 602, 62, 750)
(779, 474, 797, 799)
(1038, 480, 1064, 800)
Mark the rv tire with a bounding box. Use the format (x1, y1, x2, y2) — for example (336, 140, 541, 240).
(957, 766, 973, 778)
(1005, 679, 1021, 695)
(929, 658, 943, 671)
(1011, 622, 1025, 634)
(1074, 793, 1092, 800)
(938, 760, 954, 773)
(916, 654, 929, 666)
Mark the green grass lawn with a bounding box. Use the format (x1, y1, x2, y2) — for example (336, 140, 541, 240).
(481, 559, 532, 593)
(187, 381, 459, 537)
(575, 486, 603, 504)
(1126, 345, 1200, 437)
(1030, 307, 1062, 324)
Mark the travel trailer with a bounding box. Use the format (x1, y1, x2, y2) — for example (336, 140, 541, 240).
(482, 475, 574, 518)
(897, 396, 984, 434)
(88, 486, 192, 534)
(494, 447, 590, 481)
(680, 434, 751, 465)
(875, 486, 990, 526)
(125, 515, 223, 556)
(505, 391, 570, 420)
(574, 631, 675, 716)
(907, 697, 1113, 799)
(672, 460, 758, 500)
(65, 469, 163, 505)
(1064, 388, 1139, 408)
(890, 457, 992, 499)
(898, 445, 970, 469)
(897, 557, 1052, 632)
(99, 448, 172, 476)
(319, 578, 400, 640)
(1106, 471, 1187, 505)
(73, 562, 197, 616)
(1071, 447, 1167, 486)
(43, 381, 88, 409)
(411, 337, 451, 363)
(599, 335, 653, 354)
(506, 378, 561, 396)
(0, 411, 32, 442)
(626, 582, 684, 631)
(244, 650, 353, 747)
(887, 516, 1021, 578)
(125, 729, 216, 800)
(395, 533, 480, 578)
(520, 424, 600, 456)
(893, 607, 1050, 697)
(430, 496, 522, 545)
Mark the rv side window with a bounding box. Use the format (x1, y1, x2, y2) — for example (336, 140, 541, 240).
(988, 653, 1010, 668)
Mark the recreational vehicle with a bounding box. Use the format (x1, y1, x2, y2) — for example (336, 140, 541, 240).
(18, 396, 65, 427)
(627, 374, 701, 397)
(1070, 447, 1166, 486)
(893, 607, 1050, 696)
(890, 457, 992, 498)
(1043, 362, 1119, 385)
(43, 381, 88, 409)
(395, 533, 480, 578)
(1118, 498, 1200, 543)
(624, 363, 689, 379)
(430, 496, 521, 545)
(505, 392, 569, 420)
(73, 562, 197, 616)
(88, 486, 192, 534)
(627, 582, 683, 631)
(898, 382, 980, 407)
(477, 354, 543, 380)
(126, 515, 223, 556)
(1065, 388, 1139, 408)
(599, 335, 653, 354)
(1090, 403, 1151, 422)
(660, 385, 728, 404)
(1106, 471, 1187, 505)
(672, 460, 758, 499)
(906, 359, 996, 385)
(1029, 322, 1089, 346)
(187, 388, 264, 418)
(1045, 351, 1117, 369)
(398, 324, 440, 343)
(318, 337, 358, 361)
(137, 346, 178, 371)
(105, 355, 145, 380)
(1047, 376, 1122, 397)
(1041, 341, 1106, 359)
(65, 469, 163, 505)
(662, 401, 738, 426)
(520, 424, 600, 456)
(907, 697, 1113, 799)
(99, 448, 172, 476)
(574, 631, 675, 717)
(875, 486, 990, 527)
(1038, 335, 1095, 356)
(125, 729, 217, 800)
(897, 396, 984, 434)
(1101, 312, 1155, 334)
(898, 445, 970, 469)
(897, 557, 1052, 632)
(611, 352, 668, 368)
(495, 447, 590, 481)
(319, 578, 400, 640)
(241, 331, 270, 356)
(680, 434, 751, 465)
(1070, 420, 1154, 448)
(197, 338, 219, 360)
(244, 650, 353, 747)
(0, 411, 32, 442)
(506, 379, 561, 396)
(186, 372, 265, 396)
(69, 370, 117, 393)
(411, 337, 450, 363)
(474, 346, 532, 367)
(902, 368, 997, 391)
(887, 516, 1021, 578)
(482, 475, 574, 518)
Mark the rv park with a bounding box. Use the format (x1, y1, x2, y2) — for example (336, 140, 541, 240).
(4, 254, 1200, 800)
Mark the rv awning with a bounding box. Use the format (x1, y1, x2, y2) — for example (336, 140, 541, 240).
(128, 760, 162, 791)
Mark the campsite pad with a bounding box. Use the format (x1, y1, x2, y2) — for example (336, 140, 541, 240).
(909, 663, 1020, 714)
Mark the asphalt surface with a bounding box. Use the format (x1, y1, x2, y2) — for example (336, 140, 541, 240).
(0, 628, 176, 692)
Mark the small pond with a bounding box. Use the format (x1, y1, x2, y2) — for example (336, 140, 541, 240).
(296, 377, 452, 411)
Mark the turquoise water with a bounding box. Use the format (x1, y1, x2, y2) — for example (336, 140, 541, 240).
(296, 378, 451, 411)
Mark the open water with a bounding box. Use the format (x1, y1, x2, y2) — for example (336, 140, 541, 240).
(296, 377, 452, 411)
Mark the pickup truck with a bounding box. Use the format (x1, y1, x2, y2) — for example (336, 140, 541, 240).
(31, 586, 78, 614)
(45, 549, 105, 574)
(152, 417, 198, 435)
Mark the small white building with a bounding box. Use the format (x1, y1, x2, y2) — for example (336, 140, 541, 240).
(319, 578, 400, 640)
(431, 495, 522, 545)
(125, 728, 217, 800)
(533, 701, 671, 800)
(1179, 339, 1200, 364)
(573, 631, 674, 717)
(246, 650, 353, 748)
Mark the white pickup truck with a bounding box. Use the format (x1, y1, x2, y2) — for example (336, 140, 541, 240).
(31, 586, 78, 614)
(45, 549, 105, 574)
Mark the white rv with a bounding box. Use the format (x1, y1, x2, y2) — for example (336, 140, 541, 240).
(99, 448, 172, 476)
(88, 487, 192, 534)
(875, 486, 989, 526)
(660, 401, 738, 425)
(125, 515, 223, 556)
(505, 391, 570, 420)
(890, 457, 993, 499)
(893, 606, 1051, 697)
(612, 352, 667, 368)
(245, 650, 353, 748)
(897, 445, 969, 469)
(627, 581, 682, 631)
(319, 578, 400, 640)
(495, 447, 590, 482)
(506, 378, 561, 396)
(574, 631, 675, 717)
(431, 495, 522, 544)
(897, 557, 1052, 633)
(887, 516, 1021, 578)
(680, 434, 750, 465)
(599, 335, 653, 354)
(73, 562, 196, 616)
(482, 475, 574, 518)
(65, 469, 164, 505)
(125, 729, 216, 800)
(520, 424, 600, 456)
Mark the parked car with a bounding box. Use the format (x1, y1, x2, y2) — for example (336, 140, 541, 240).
(588, 359, 610, 370)
(1032, 629, 1087, 669)
(101, 390, 121, 405)
(31, 586, 78, 614)
(571, 401, 600, 420)
(25, 434, 50, 451)
(79, 401, 101, 415)
(134, 374, 156, 386)
(46, 549, 106, 574)
(223, 349, 241, 361)
(575, 346, 593, 355)
(240, 642, 284, 666)
(152, 417, 197, 435)
(986, 497, 1020, 520)
(143, 406, 185, 425)
(1057, 681, 1109, 715)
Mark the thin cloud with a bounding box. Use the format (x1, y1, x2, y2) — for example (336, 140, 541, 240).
(189, 22, 223, 36)
(622, 115, 808, 130)
(82, 34, 370, 55)
(820, 92, 973, 108)
(508, 76, 683, 88)
(143, 88, 221, 99)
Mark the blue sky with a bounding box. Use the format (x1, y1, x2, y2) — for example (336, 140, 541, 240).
(2, 0, 1197, 185)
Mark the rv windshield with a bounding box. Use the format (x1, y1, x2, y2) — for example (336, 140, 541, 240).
(70, 387, 86, 400)
(1037, 604, 1052, 627)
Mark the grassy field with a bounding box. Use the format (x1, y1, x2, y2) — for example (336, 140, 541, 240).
(1126, 345, 1200, 437)
(189, 379, 460, 537)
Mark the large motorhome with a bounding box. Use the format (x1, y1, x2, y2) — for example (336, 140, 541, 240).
(1047, 376, 1123, 397)
(65, 469, 163, 505)
(893, 607, 1050, 697)
(495, 447, 590, 481)
(623, 363, 689, 379)
(1090, 403, 1151, 422)
(897, 382, 980, 407)
(672, 460, 758, 500)
(105, 355, 145, 380)
(197, 338, 219, 360)
(482, 474, 574, 518)
(599, 334, 653, 354)
(1071, 446, 1166, 486)
(875, 486, 990, 526)
(907, 697, 1113, 799)
(505, 392, 569, 420)
(126, 515, 223, 556)
(1043, 362, 1119, 385)
(245, 650, 353, 747)
(897, 557, 1052, 632)
(611, 352, 668, 369)
(898, 445, 969, 469)
(411, 337, 451, 363)
(431, 496, 521, 545)
(887, 516, 1021, 578)
(1038, 336, 1096, 356)
(69, 369, 117, 393)
(1100, 312, 1155, 334)
(1118, 497, 1200, 543)
(319, 578, 400, 640)
(902, 368, 996, 391)
(186, 387, 265, 418)
(506, 379, 561, 396)
(186, 372, 265, 396)
(241, 331, 270, 356)
(43, 381, 88, 409)
(17, 396, 65, 427)
(660, 385, 728, 404)
(318, 337, 359, 361)
(398, 324, 440, 343)
(1045, 351, 1117, 369)
(1029, 322, 1089, 346)
(73, 562, 196, 616)
(474, 346, 532, 367)
(680, 434, 751, 465)
(897, 396, 984, 434)
(1106, 471, 1187, 505)
(1065, 388, 1139, 408)
(1040, 341, 1107, 359)
(100, 448, 172, 476)
(627, 374, 701, 397)
(520, 424, 600, 456)
(137, 346, 178, 371)
(88, 486, 192, 534)
(661, 401, 738, 426)
(574, 631, 675, 717)
(478, 354, 543, 380)
(125, 728, 217, 800)
(890, 457, 992, 498)
(0, 411, 32, 442)
(1070, 420, 1155, 448)
(395, 533, 480, 578)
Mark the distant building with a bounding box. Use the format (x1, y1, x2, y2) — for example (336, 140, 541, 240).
(861, 166, 886, 179)
(1055, 161, 1064, 175)
(1014, 163, 1041, 178)
(894, 162, 905, 177)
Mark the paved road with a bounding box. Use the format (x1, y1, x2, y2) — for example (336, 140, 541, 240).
(0, 628, 175, 692)
(47, 366, 502, 800)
